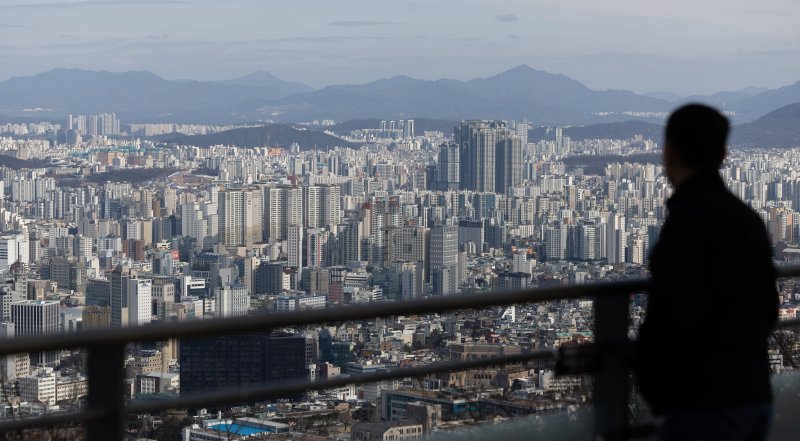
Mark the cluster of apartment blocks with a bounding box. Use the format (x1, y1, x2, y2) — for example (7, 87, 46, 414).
(0, 129, 798, 328)
(0, 119, 799, 429)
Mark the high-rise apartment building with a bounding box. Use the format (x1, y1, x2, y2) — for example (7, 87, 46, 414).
(305, 185, 340, 229)
(430, 224, 459, 296)
(306, 228, 332, 269)
(456, 121, 523, 195)
(405, 119, 415, 139)
(288, 225, 304, 286)
(495, 134, 523, 194)
(338, 220, 363, 266)
(606, 213, 626, 264)
(367, 196, 402, 268)
(110, 265, 130, 328)
(457, 121, 498, 193)
(218, 186, 263, 248)
(264, 185, 303, 240)
(436, 143, 460, 191)
(389, 226, 430, 282)
(544, 223, 568, 261)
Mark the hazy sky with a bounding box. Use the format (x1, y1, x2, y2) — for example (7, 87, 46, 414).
(1, 0, 799, 95)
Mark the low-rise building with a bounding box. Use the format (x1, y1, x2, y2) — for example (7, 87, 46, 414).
(18, 367, 56, 406)
(351, 421, 423, 441)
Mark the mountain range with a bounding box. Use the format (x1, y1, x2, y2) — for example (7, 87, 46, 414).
(729, 103, 800, 148)
(1, 66, 799, 126)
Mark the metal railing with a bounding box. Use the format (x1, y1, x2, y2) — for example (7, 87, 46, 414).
(1, 267, 799, 440)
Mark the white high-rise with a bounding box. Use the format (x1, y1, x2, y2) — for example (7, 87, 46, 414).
(430, 224, 459, 296)
(214, 285, 250, 318)
(127, 279, 152, 327)
(219, 186, 264, 248)
(606, 213, 626, 264)
(265, 185, 303, 240)
(0, 235, 18, 272)
(512, 249, 531, 274)
(544, 223, 567, 261)
(305, 185, 341, 229)
(181, 202, 208, 247)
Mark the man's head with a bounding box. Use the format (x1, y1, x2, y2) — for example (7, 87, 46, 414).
(663, 104, 730, 186)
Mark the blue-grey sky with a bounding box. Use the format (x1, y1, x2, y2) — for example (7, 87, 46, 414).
(1, 0, 799, 95)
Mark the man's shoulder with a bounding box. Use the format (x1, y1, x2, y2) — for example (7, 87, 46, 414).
(679, 185, 756, 216)
(666, 187, 763, 237)
(719, 190, 764, 225)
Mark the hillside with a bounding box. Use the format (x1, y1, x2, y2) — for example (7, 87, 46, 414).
(730, 82, 800, 122)
(528, 121, 663, 142)
(563, 153, 662, 174)
(0, 155, 50, 169)
(161, 124, 357, 149)
(730, 103, 800, 148)
(331, 118, 458, 135)
(253, 65, 671, 123)
(56, 167, 179, 187)
(215, 70, 313, 95)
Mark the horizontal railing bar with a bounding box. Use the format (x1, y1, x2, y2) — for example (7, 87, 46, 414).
(776, 318, 800, 328)
(0, 278, 650, 355)
(127, 349, 557, 414)
(776, 265, 800, 278)
(0, 409, 109, 433)
(0, 264, 798, 356)
(0, 265, 798, 433)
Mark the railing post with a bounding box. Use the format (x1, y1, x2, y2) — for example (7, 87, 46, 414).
(593, 292, 630, 440)
(87, 343, 126, 441)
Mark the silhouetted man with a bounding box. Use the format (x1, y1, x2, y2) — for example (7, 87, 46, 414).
(635, 104, 778, 441)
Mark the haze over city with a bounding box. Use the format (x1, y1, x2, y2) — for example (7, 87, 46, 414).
(1, 0, 800, 94)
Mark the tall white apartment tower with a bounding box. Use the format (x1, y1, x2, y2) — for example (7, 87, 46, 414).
(430, 224, 459, 296)
(218, 186, 264, 248)
(606, 213, 627, 264)
(265, 185, 303, 240)
(305, 185, 341, 229)
(544, 223, 567, 261)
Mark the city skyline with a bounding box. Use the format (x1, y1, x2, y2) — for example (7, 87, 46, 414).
(0, 2, 798, 438)
(0, 105, 797, 438)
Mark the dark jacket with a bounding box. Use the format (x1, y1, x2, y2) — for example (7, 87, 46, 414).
(634, 171, 778, 415)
